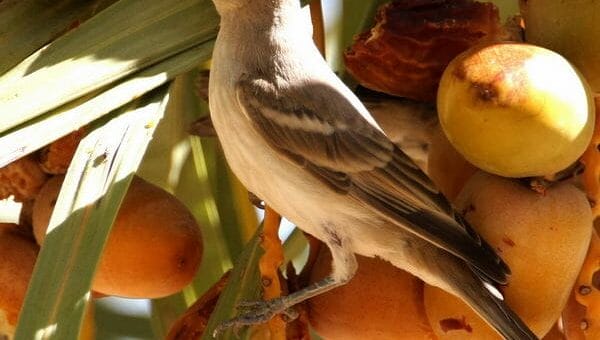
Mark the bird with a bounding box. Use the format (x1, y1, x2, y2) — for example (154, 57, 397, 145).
(208, 0, 537, 339)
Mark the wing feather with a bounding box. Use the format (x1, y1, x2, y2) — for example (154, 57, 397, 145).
(235, 75, 509, 283)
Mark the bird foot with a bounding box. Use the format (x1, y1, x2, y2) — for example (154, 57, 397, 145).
(213, 297, 299, 337)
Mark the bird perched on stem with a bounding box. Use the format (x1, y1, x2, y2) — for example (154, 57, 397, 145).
(208, 0, 537, 339)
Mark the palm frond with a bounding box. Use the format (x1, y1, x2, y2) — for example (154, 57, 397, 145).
(14, 85, 170, 340)
(0, 0, 118, 75)
(0, 0, 218, 134)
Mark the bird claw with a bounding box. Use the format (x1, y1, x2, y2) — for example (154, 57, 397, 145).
(212, 298, 298, 338)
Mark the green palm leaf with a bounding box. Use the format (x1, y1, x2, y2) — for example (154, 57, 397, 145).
(0, 0, 218, 134)
(14, 85, 170, 340)
(0, 0, 118, 75)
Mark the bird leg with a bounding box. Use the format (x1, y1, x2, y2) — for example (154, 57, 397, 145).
(213, 277, 343, 337)
(213, 229, 357, 337)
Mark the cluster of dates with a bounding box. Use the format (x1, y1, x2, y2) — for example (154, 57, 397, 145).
(0, 131, 203, 337)
(309, 1, 600, 339)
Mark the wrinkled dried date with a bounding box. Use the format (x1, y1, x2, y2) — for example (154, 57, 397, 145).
(344, 0, 501, 102)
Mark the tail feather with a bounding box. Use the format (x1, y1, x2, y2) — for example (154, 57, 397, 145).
(455, 266, 538, 340)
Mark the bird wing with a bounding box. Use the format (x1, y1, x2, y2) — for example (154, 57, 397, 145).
(235, 75, 509, 284)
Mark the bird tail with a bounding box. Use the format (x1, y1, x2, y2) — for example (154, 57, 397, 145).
(451, 265, 538, 340)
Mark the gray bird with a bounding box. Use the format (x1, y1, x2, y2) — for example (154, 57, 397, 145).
(208, 0, 537, 339)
